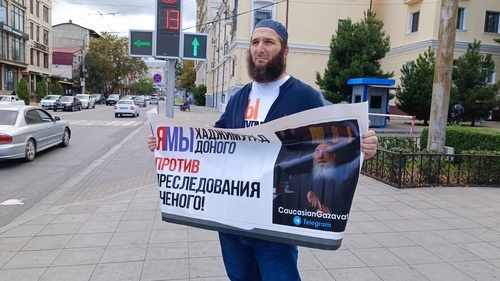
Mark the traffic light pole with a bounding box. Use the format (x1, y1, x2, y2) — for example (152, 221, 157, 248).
(166, 59, 176, 118)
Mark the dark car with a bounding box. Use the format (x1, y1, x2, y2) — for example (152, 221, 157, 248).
(92, 93, 106, 104)
(53, 96, 82, 111)
(106, 94, 120, 106)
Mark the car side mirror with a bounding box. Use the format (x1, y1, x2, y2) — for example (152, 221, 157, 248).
(54, 116, 61, 121)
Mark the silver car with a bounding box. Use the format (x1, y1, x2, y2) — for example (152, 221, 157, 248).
(114, 99, 139, 117)
(39, 95, 61, 109)
(75, 94, 96, 109)
(0, 105, 71, 161)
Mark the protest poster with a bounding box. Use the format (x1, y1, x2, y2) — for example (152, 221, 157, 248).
(147, 102, 369, 250)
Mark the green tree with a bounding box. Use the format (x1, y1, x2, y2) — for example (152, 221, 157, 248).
(131, 77, 155, 95)
(85, 32, 148, 96)
(192, 84, 207, 106)
(316, 10, 393, 103)
(396, 47, 436, 125)
(17, 78, 29, 105)
(177, 60, 196, 93)
(36, 78, 48, 102)
(50, 82, 63, 96)
(452, 40, 499, 126)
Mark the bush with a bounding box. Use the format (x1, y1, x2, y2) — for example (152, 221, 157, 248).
(17, 78, 29, 105)
(50, 82, 63, 96)
(420, 127, 500, 153)
(36, 78, 48, 102)
(192, 84, 207, 106)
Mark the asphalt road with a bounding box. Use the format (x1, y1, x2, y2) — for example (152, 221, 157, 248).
(0, 101, 152, 228)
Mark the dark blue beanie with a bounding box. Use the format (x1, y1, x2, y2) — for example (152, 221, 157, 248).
(254, 19, 288, 42)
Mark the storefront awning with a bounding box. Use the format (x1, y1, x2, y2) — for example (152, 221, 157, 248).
(59, 80, 74, 85)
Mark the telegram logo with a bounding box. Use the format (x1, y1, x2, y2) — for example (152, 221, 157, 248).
(293, 216, 302, 226)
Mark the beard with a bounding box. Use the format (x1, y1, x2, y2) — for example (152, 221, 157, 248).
(247, 47, 287, 83)
(312, 161, 336, 180)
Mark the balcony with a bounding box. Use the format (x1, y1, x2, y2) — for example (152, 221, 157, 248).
(403, 0, 422, 5)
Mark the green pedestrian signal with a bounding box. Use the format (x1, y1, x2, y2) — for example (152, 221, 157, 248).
(182, 33, 208, 60)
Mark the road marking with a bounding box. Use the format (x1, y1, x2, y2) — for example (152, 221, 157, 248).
(0, 199, 24, 205)
(67, 120, 144, 127)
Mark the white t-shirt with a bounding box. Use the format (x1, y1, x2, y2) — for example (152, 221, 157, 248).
(244, 76, 290, 128)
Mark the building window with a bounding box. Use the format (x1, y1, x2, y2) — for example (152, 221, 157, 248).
(36, 25, 39, 41)
(30, 0, 33, 14)
(43, 29, 48, 45)
(0, 32, 7, 59)
(456, 7, 466, 30)
(338, 19, 344, 27)
(254, 10, 272, 27)
(30, 49, 34, 65)
(408, 11, 420, 33)
(30, 22, 33, 39)
(42, 5, 48, 23)
(44, 53, 48, 68)
(484, 11, 499, 33)
(11, 6, 24, 31)
(12, 37, 25, 62)
(36, 1, 39, 17)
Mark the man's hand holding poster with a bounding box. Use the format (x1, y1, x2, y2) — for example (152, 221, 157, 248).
(147, 102, 369, 250)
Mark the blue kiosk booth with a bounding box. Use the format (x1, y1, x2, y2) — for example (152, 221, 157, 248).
(347, 78, 396, 128)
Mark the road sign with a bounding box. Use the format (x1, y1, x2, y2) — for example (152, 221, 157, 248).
(156, 0, 181, 59)
(153, 73, 162, 83)
(182, 33, 208, 60)
(129, 30, 154, 57)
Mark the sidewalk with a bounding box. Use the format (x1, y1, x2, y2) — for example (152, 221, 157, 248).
(1, 105, 500, 281)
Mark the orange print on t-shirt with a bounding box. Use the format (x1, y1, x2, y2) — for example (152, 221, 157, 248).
(245, 98, 261, 120)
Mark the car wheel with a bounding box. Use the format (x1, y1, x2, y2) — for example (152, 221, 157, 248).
(59, 128, 70, 147)
(25, 139, 36, 162)
(115, 113, 118, 117)
(92, 103, 95, 108)
(79, 105, 82, 111)
(54, 108, 57, 112)
(71, 106, 75, 111)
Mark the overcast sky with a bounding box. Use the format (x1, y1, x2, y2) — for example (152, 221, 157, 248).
(52, 0, 197, 37)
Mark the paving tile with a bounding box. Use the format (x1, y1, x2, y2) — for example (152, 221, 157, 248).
(94, 204, 129, 213)
(452, 260, 500, 281)
(52, 247, 105, 266)
(87, 211, 124, 222)
(51, 213, 92, 224)
(382, 220, 422, 232)
(365, 210, 405, 221)
(433, 229, 482, 244)
(90, 261, 142, 281)
(0, 237, 31, 252)
(350, 221, 394, 233)
(121, 210, 157, 220)
(347, 211, 376, 222)
(189, 256, 227, 279)
(188, 240, 222, 258)
(396, 209, 433, 220)
(115, 219, 154, 232)
(350, 248, 405, 267)
(329, 267, 382, 281)
(368, 232, 417, 248)
(23, 214, 57, 225)
(311, 249, 365, 269)
(22, 234, 73, 250)
(402, 230, 450, 246)
(126, 202, 158, 211)
(342, 233, 382, 249)
(187, 227, 219, 241)
(62, 205, 98, 214)
(388, 246, 443, 264)
(39, 264, 96, 281)
(38, 222, 83, 235)
(297, 248, 326, 271)
(371, 265, 428, 281)
(108, 231, 151, 246)
(0, 224, 44, 237)
(439, 217, 484, 229)
(412, 262, 474, 281)
(457, 242, 500, 259)
(300, 269, 335, 281)
(77, 221, 119, 234)
(423, 244, 481, 262)
(464, 228, 500, 242)
(0, 252, 15, 267)
(149, 229, 188, 244)
(3, 249, 61, 269)
(0, 267, 46, 281)
(146, 242, 188, 260)
(66, 233, 113, 248)
(99, 245, 147, 263)
(141, 259, 190, 280)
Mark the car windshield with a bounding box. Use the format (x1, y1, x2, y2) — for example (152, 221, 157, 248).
(0, 110, 18, 125)
(0, 96, 11, 101)
(44, 96, 59, 100)
(110, 95, 119, 98)
(76, 95, 89, 100)
(117, 100, 132, 105)
(60, 96, 73, 102)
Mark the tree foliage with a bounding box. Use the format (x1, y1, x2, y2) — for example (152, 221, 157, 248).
(85, 32, 148, 96)
(131, 77, 155, 95)
(17, 78, 29, 105)
(177, 60, 196, 93)
(36, 78, 48, 102)
(452, 40, 499, 126)
(316, 10, 393, 103)
(396, 47, 436, 125)
(50, 82, 63, 96)
(192, 84, 207, 106)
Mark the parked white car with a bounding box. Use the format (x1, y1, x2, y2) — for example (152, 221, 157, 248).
(75, 94, 95, 109)
(0, 95, 25, 106)
(39, 95, 61, 109)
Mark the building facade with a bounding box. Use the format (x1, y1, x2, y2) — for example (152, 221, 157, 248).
(197, 0, 500, 112)
(52, 21, 99, 95)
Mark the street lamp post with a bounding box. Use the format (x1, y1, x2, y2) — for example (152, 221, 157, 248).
(81, 33, 90, 95)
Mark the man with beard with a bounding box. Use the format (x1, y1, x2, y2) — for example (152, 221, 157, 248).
(307, 141, 357, 216)
(148, 19, 378, 281)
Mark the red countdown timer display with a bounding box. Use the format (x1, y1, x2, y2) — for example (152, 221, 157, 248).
(156, 0, 181, 58)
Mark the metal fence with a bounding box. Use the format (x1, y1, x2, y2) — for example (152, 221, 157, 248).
(361, 149, 500, 188)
